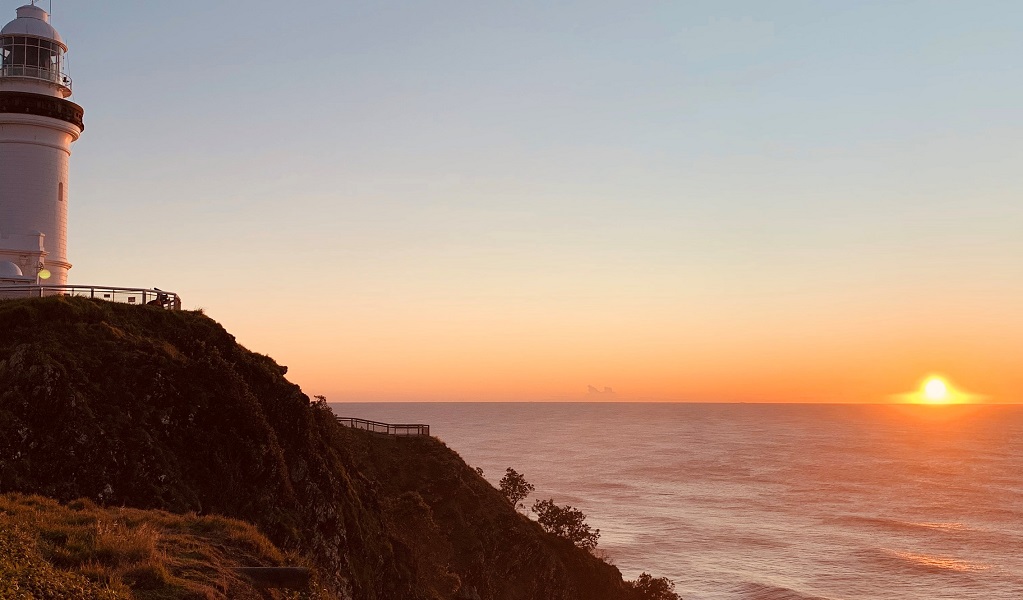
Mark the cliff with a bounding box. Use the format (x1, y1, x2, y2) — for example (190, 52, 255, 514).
(0, 297, 640, 600)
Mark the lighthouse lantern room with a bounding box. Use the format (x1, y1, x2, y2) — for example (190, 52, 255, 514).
(0, 2, 83, 286)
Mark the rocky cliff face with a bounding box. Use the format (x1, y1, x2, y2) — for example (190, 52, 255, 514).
(0, 297, 637, 600)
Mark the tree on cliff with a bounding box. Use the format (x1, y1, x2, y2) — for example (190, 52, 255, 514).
(628, 572, 681, 600)
(531, 499, 600, 551)
(499, 468, 534, 512)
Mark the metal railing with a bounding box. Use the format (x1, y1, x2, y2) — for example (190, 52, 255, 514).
(0, 65, 72, 89)
(336, 417, 430, 437)
(0, 284, 181, 310)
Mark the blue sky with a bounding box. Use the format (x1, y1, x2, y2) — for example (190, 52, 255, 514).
(25, 0, 1023, 401)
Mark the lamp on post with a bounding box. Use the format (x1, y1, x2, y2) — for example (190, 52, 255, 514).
(36, 263, 51, 285)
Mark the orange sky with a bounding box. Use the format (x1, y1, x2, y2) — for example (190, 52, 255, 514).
(204, 272, 1021, 403)
(63, 2, 1022, 403)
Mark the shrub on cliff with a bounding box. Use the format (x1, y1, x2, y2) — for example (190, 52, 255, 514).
(499, 467, 535, 512)
(532, 498, 601, 551)
(627, 572, 681, 600)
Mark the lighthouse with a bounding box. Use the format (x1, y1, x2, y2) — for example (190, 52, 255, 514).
(0, 2, 83, 286)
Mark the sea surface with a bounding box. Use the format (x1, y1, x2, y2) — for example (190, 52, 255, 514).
(330, 403, 1023, 600)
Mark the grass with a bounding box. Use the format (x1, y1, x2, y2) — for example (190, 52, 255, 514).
(0, 494, 324, 600)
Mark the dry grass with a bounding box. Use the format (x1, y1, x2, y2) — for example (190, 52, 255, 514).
(0, 494, 324, 600)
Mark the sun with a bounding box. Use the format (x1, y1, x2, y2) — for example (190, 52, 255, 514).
(891, 375, 985, 405)
(922, 377, 950, 403)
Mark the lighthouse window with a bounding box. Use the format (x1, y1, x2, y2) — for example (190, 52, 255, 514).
(58, 182, 64, 202)
(26, 46, 40, 68)
(10, 42, 24, 66)
(0, 36, 64, 82)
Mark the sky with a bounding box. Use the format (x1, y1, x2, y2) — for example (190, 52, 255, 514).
(29, 0, 1023, 402)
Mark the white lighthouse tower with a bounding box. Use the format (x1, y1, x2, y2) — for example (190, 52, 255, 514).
(0, 2, 82, 286)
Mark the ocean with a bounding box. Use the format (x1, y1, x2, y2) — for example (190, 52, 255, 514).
(330, 403, 1023, 600)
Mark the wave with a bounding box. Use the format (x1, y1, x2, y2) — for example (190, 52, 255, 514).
(873, 548, 992, 574)
(830, 515, 969, 534)
(731, 581, 833, 600)
(413, 402, 1023, 598)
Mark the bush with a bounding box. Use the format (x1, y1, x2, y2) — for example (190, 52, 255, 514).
(628, 572, 681, 600)
(531, 499, 600, 550)
(499, 468, 534, 512)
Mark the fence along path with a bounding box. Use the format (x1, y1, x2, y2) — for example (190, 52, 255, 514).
(335, 417, 430, 437)
(0, 284, 181, 310)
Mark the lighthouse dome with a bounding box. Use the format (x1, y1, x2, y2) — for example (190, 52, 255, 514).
(2, 5, 64, 48)
(0, 261, 24, 278)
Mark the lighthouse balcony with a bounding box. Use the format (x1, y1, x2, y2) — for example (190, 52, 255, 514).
(0, 64, 71, 88)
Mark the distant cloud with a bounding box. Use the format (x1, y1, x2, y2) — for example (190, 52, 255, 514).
(587, 385, 616, 397)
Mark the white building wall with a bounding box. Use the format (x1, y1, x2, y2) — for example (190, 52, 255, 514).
(0, 78, 66, 98)
(0, 113, 81, 285)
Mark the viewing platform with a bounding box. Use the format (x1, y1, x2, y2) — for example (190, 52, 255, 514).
(0, 284, 181, 310)
(336, 416, 430, 437)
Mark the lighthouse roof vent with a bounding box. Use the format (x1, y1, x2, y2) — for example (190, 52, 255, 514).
(2, 5, 64, 48)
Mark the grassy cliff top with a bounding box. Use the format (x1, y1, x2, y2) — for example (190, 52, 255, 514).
(0, 493, 316, 600)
